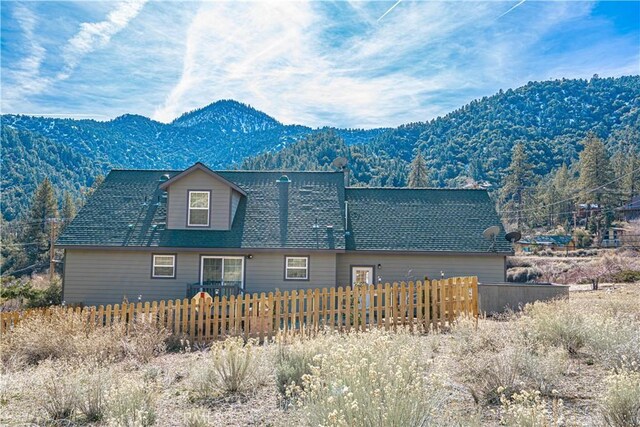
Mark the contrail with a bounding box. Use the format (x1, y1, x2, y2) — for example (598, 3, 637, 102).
(377, 0, 402, 22)
(498, 0, 526, 19)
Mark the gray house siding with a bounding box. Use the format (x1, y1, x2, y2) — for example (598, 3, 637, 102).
(63, 249, 337, 306)
(230, 190, 241, 226)
(245, 252, 336, 294)
(166, 169, 232, 230)
(335, 253, 506, 285)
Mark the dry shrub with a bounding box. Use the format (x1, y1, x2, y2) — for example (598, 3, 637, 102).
(587, 316, 640, 373)
(106, 376, 157, 427)
(34, 359, 79, 421)
(300, 330, 442, 427)
(2, 310, 169, 368)
(274, 335, 328, 400)
(522, 300, 589, 354)
(122, 317, 168, 363)
(601, 369, 640, 427)
(76, 362, 113, 422)
(188, 337, 263, 401)
(500, 390, 565, 427)
(507, 267, 542, 283)
(454, 317, 568, 404)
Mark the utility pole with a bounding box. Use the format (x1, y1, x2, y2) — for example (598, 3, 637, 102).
(48, 218, 57, 281)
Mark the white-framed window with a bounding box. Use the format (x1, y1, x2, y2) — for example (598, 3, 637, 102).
(188, 191, 210, 226)
(152, 254, 176, 278)
(285, 256, 309, 280)
(200, 256, 244, 291)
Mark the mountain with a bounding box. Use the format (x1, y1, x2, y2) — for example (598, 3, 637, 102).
(243, 76, 640, 187)
(2, 76, 639, 221)
(1, 100, 383, 220)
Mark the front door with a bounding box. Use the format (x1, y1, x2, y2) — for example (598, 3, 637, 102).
(200, 256, 244, 296)
(351, 266, 374, 288)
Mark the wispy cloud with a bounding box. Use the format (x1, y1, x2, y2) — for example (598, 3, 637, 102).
(2, 5, 50, 107)
(2, 1, 638, 127)
(58, 0, 147, 80)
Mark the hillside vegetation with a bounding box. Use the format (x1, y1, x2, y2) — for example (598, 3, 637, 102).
(243, 76, 640, 188)
(2, 76, 639, 221)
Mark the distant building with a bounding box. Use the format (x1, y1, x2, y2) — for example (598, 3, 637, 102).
(516, 235, 576, 253)
(616, 195, 640, 221)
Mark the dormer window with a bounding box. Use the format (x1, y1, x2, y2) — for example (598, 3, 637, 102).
(188, 190, 210, 227)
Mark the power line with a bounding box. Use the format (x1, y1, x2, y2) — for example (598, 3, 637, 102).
(499, 166, 640, 215)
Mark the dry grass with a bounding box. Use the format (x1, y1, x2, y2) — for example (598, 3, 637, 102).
(1, 284, 638, 426)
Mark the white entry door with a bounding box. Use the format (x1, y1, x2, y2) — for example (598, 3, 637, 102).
(351, 266, 374, 288)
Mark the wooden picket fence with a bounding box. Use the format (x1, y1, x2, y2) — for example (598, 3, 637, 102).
(1, 277, 478, 342)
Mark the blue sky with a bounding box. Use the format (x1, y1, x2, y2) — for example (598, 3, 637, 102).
(1, 1, 639, 128)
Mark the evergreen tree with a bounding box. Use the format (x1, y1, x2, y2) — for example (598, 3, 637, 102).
(61, 191, 76, 231)
(500, 143, 535, 229)
(22, 178, 58, 266)
(551, 163, 575, 227)
(578, 134, 615, 205)
(577, 134, 615, 239)
(407, 152, 430, 187)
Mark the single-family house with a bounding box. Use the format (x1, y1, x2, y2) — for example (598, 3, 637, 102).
(58, 163, 513, 306)
(617, 195, 640, 221)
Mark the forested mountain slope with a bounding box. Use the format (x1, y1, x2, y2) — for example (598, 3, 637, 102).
(243, 76, 640, 187)
(2, 76, 639, 221)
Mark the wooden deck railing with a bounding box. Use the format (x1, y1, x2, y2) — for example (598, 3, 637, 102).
(1, 277, 478, 342)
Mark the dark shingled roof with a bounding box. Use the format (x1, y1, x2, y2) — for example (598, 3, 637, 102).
(344, 188, 512, 253)
(58, 167, 512, 254)
(58, 170, 346, 250)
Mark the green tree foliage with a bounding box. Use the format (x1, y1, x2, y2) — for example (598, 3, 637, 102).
(407, 152, 430, 187)
(500, 143, 536, 229)
(577, 134, 617, 237)
(22, 178, 58, 266)
(1, 126, 99, 221)
(61, 192, 76, 231)
(241, 130, 408, 187)
(578, 134, 615, 205)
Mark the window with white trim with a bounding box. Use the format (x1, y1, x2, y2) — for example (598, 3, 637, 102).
(285, 256, 309, 280)
(188, 191, 210, 226)
(152, 254, 176, 278)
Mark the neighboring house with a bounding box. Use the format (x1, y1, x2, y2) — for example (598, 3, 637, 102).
(617, 195, 640, 221)
(516, 235, 576, 253)
(58, 163, 513, 306)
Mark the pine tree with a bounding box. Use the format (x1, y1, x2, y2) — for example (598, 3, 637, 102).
(22, 178, 58, 265)
(577, 134, 615, 239)
(578, 134, 614, 205)
(551, 163, 574, 227)
(408, 152, 430, 187)
(61, 191, 76, 231)
(500, 143, 535, 229)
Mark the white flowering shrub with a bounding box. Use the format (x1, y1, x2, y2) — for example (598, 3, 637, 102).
(106, 376, 157, 427)
(601, 369, 640, 427)
(299, 330, 442, 427)
(274, 334, 329, 401)
(500, 390, 564, 427)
